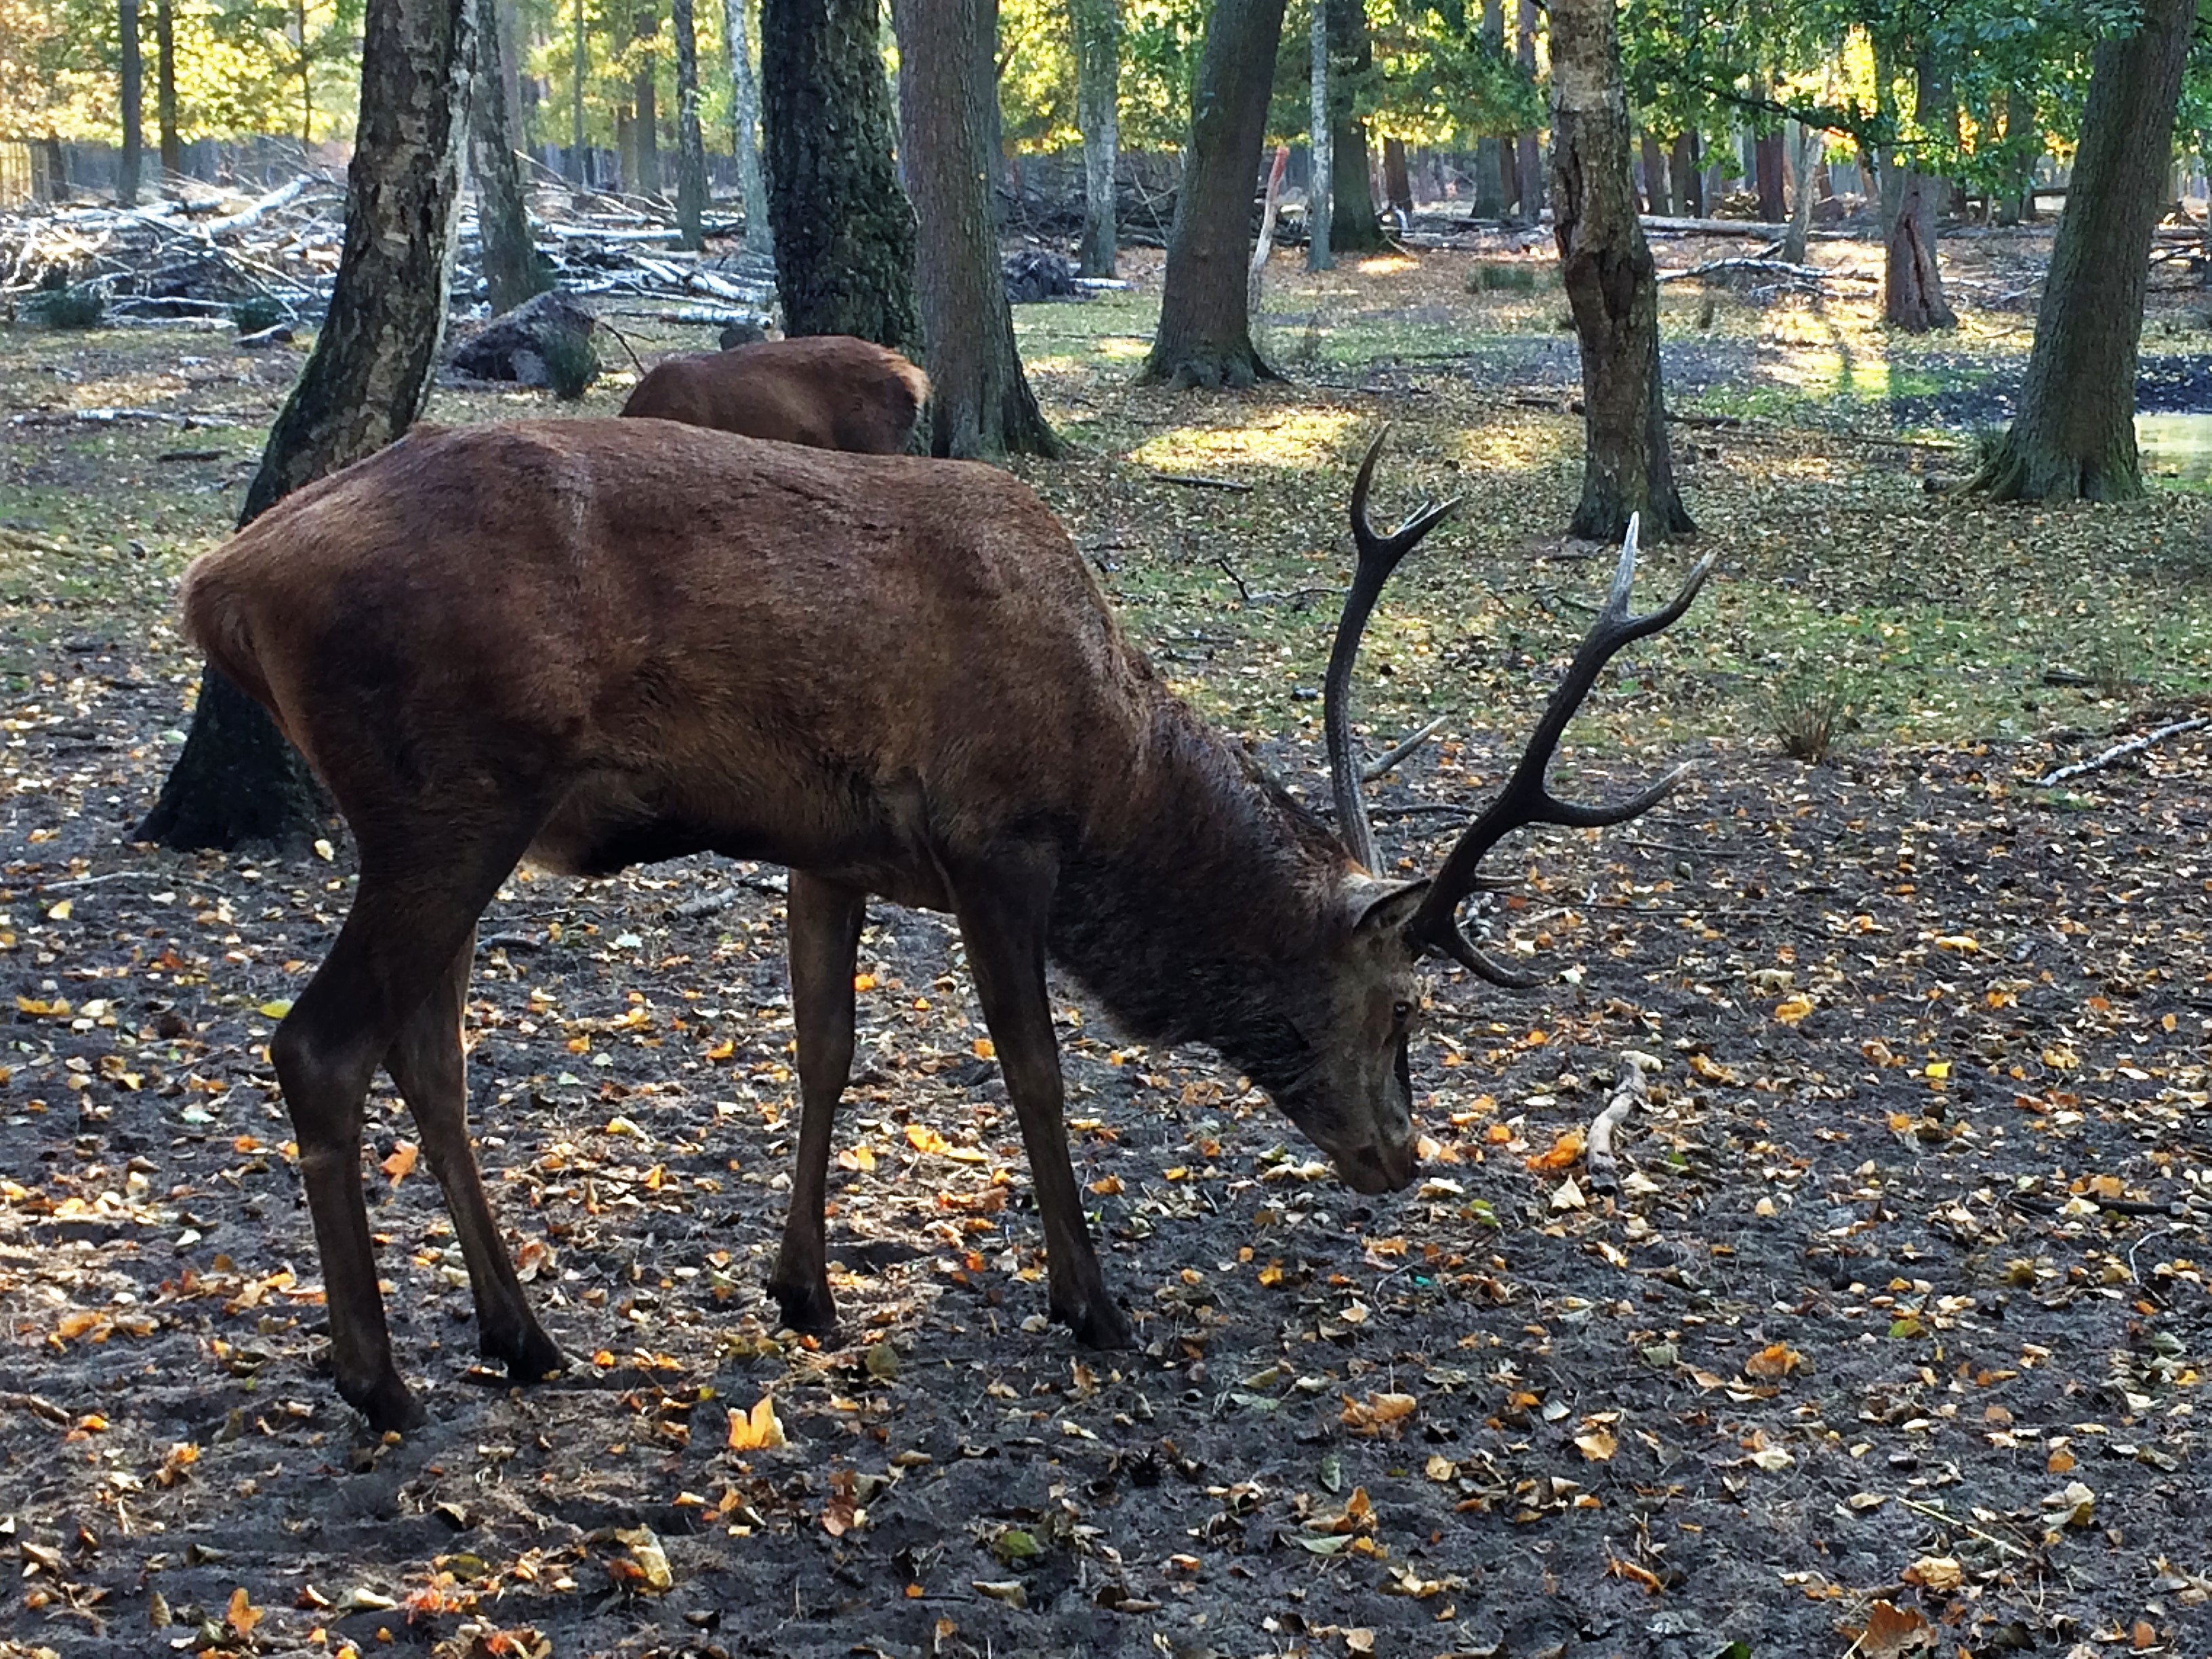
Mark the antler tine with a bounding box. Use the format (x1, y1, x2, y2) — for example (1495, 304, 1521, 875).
(1406, 515, 1715, 972)
(1326, 427, 1461, 872)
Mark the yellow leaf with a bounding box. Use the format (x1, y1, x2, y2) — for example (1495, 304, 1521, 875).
(1925, 1061, 1950, 1080)
(1687, 1052, 1740, 1082)
(1088, 1175, 1123, 1195)
(226, 1587, 262, 1637)
(726, 1396, 787, 1452)
(380, 1143, 417, 1185)
(853, 972, 878, 993)
(905, 1124, 951, 1155)
(1773, 994, 1815, 1025)
(705, 1039, 735, 1061)
(1574, 1427, 1618, 1461)
(46, 899, 71, 921)
(1903, 1555, 1962, 1591)
(1933, 935, 1978, 953)
(971, 1037, 996, 1061)
(55, 1309, 103, 1340)
(257, 998, 294, 1020)
(1340, 1393, 1417, 1435)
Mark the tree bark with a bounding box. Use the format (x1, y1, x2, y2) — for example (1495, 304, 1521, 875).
(119, 0, 143, 205)
(762, 0, 919, 347)
(892, 0, 1058, 457)
(1139, 0, 1288, 388)
(1324, 0, 1383, 251)
(1780, 119, 1815, 264)
(470, 0, 546, 311)
(1549, 0, 1690, 541)
(1639, 129, 1668, 216)
(724, 0, 773, 250)
(1996, 85, 2033, 224)
(1070, 0, 1118, 274)
(1668, 128, 1700, 216)
(139, 0, 474, 852)
(1307, 0, 1331, 270)
(155, 0, 180, 175)
(569, 0, 588, 193)
(1381, 134, 1412, 217)
(672, 0, 708, 245)
(1753, 125, 1784, 221)
(1883, 49, 1955, 331)
(1971, 0, 2191, 502)
(1472, 0, 1503, 218)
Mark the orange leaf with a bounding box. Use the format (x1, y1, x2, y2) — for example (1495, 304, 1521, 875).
(226, 1586, 262, 1637)
(905, 1124, 951, 1155)
(1743, 1343, 1803, 1380)
(1525, 1129, 1584, 1172)
(381, 1142, 418, 1185)
(970, 1038, 996, 1061)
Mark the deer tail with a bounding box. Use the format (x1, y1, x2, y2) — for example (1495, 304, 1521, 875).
(179, 560, 276, 712)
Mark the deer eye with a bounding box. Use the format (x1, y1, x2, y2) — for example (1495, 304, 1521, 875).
(1392, 1000, 1414, 1023)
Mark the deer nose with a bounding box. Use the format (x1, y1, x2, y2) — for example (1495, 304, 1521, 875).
(1334, 1136, 1418, 1195)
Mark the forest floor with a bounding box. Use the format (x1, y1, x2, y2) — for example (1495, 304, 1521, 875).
(0, 221, 2206, 1659)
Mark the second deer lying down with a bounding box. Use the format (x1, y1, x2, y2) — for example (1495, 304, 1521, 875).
(180, 419, 1708, 1431)
(619, 333, 929, 453)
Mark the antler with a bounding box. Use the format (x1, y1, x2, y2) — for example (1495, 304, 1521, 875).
(1406, 515, 1715, 985)
(1324, 428, 1460, 872)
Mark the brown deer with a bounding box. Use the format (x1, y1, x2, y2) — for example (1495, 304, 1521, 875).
(619, 333, 929, 454)
(179, 419, 1708, 1431)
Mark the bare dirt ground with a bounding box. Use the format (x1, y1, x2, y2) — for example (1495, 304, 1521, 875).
(0, 227, 2207, 1659)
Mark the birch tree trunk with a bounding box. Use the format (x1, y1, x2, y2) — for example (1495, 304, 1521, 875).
(1070, 0, 1118, 275)
(672, 0, 708, 245)
(1307, 0, 1331, 270)
(470, 0, 546, 311)
(722, 0, 770, 249)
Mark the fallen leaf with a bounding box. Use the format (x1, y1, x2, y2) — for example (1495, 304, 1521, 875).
(1772, 993, 1815, 1025)
(225, 1587, 261, 1637)
(380, 1142, 418, 1185)
(726, 1396, 787, 1452)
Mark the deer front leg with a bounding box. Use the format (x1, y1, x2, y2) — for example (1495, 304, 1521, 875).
(768, 874, 867, 1338)
(385, 928, 564, 1382)
(952, 855, 1134, 1351)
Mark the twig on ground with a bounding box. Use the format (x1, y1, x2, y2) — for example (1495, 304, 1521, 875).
(1212, 556, 1252, 603)
(1586, 1056, 1656, 1195)
(1362, 716, 1447, 783)
(0, 1391, 71, 1426)
(2035, 716, 2210, 787)
(1150, 472, 1252, 493)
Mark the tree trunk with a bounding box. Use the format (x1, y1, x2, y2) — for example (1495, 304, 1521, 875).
(156, 0, 180, 175)
(723, 0, 773, 251)
(470, 0, 546, 311)
(1639, 129, 1668, 216)
(1324, 0, 1383, 251)
(1380, 134, 1412, 218)
(634, 5, 661, 196)
(1780, 120, 1815, 264)
(119, 0, 143, 205)
(1512, 0, 1542, 220)
(1549, 0, 1689, 541)
(1069, 0, 1118, 275)
(1997, 85, 2033, 224)
(569, 0, 588, 193)
(1500, 134, 1520, 216)
(672, 0, 708, 245)
(1668, 128, 1700, 216)
(1753, 124, 1784, 220)
(1137, 0, 1287, 388)
(1883, 49, 1955, 331)
(140, 0, 474, 853)
(1474, 0, 1504, 218)
(762, 0, 918, 348)
(892, 0, 1058, 457)
(1307, 0, 1331, 270)
(1971, 0, 2191, 502)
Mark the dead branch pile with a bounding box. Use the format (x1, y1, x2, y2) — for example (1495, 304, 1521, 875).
(1, 174, 775, 335)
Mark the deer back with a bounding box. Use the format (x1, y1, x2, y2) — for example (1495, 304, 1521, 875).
(619, 335, 930, 455)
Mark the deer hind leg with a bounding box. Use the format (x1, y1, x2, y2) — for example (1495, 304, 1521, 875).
(951, 853, 1134, 1351)
(272, 840, 527, 1433)
(384, 927, 564, 1382)
(768, 873, 867, 1337)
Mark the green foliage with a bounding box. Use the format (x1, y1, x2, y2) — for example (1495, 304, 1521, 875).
(540, 327, 601, 401)
(24, 283, 106, 329)
(1768, 671, 1853, 762)
(231, 295, 286, 333)
(1467, 259, 1540, 292)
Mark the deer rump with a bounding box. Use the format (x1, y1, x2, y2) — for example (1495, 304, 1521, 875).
(618, 335, 930, 455)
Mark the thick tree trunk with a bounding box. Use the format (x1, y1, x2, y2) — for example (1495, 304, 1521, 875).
(762, 0, 918, 347)
(1549, 0, 1690, 541)
(1971, 0, 2191, 502)
(140, 0, 474, 852)
(1997, 85, 2033, 225)
(1070, 0, 1118, 274)
(1780, 120, 1816, 264)
(633, 5, 661, 195)
(1500, 135, 1520, 216)
(570, 0, 588, 192)
(1325, 0, 1383, 252)
(1883, 49, 1955, 331)
(1512, 0, 1542, 220)
(470, 0, 546, 311)
(1307, 0, 1331, 271)
(1381, 135, 1412, 218)
(672, 0, 708, 245)
(1137, 0, 1287, 388)
(723, 0, 773, 250)
(1639, 129, 1668, 216)
(156, 0, 180, 175)
(118, 0, 144, 205)
(893, 0, 1058, 457)
(1753, 125, 1784, 220)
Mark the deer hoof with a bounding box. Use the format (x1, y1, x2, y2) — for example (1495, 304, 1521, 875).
(1059, 1295, 1136, 1351)
(768, 1275, 838, 1338)
(345, 1371, 427, 1435)
(484, 1318, 567, 1382)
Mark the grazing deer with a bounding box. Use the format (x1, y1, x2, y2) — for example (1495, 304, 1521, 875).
(619, 333, 929, 454)
(180, 419, 1708, 1431)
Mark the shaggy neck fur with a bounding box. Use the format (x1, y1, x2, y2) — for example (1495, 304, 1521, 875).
(1045, 694, 1351, 1094)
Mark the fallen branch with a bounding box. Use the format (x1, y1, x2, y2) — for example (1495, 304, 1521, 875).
(1586, 1056, 1656, 1196)
(2036, 716, 2211, 787)
(1362, 716, 1447, 783)
(0, 1391, 71, 1427)
(1149, 472, 1252, 493)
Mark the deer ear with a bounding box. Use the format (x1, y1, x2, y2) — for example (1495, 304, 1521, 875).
(1350, 879, 1431, 938)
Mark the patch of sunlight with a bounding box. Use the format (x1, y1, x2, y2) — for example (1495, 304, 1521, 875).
(1129, 407, 1364, 472)
(1453, 418, 1574, 476)
(1354, 254, 1420, 276)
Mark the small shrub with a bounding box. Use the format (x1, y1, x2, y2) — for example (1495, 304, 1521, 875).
(1969, 423, 2009, 470)
(1769, 676, 1852, 763)
(2080, 633, 2141, 699)
(232, 295, 286, 334)
(1468, 260, 1539, 294)
(1696, 292, 1719, 331)
(26, 284, 105, 329)
(539, 327, 600, 401)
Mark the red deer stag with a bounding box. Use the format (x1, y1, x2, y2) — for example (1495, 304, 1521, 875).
(619, 333, 929, 453)
(179, 419, 1708, 1431)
